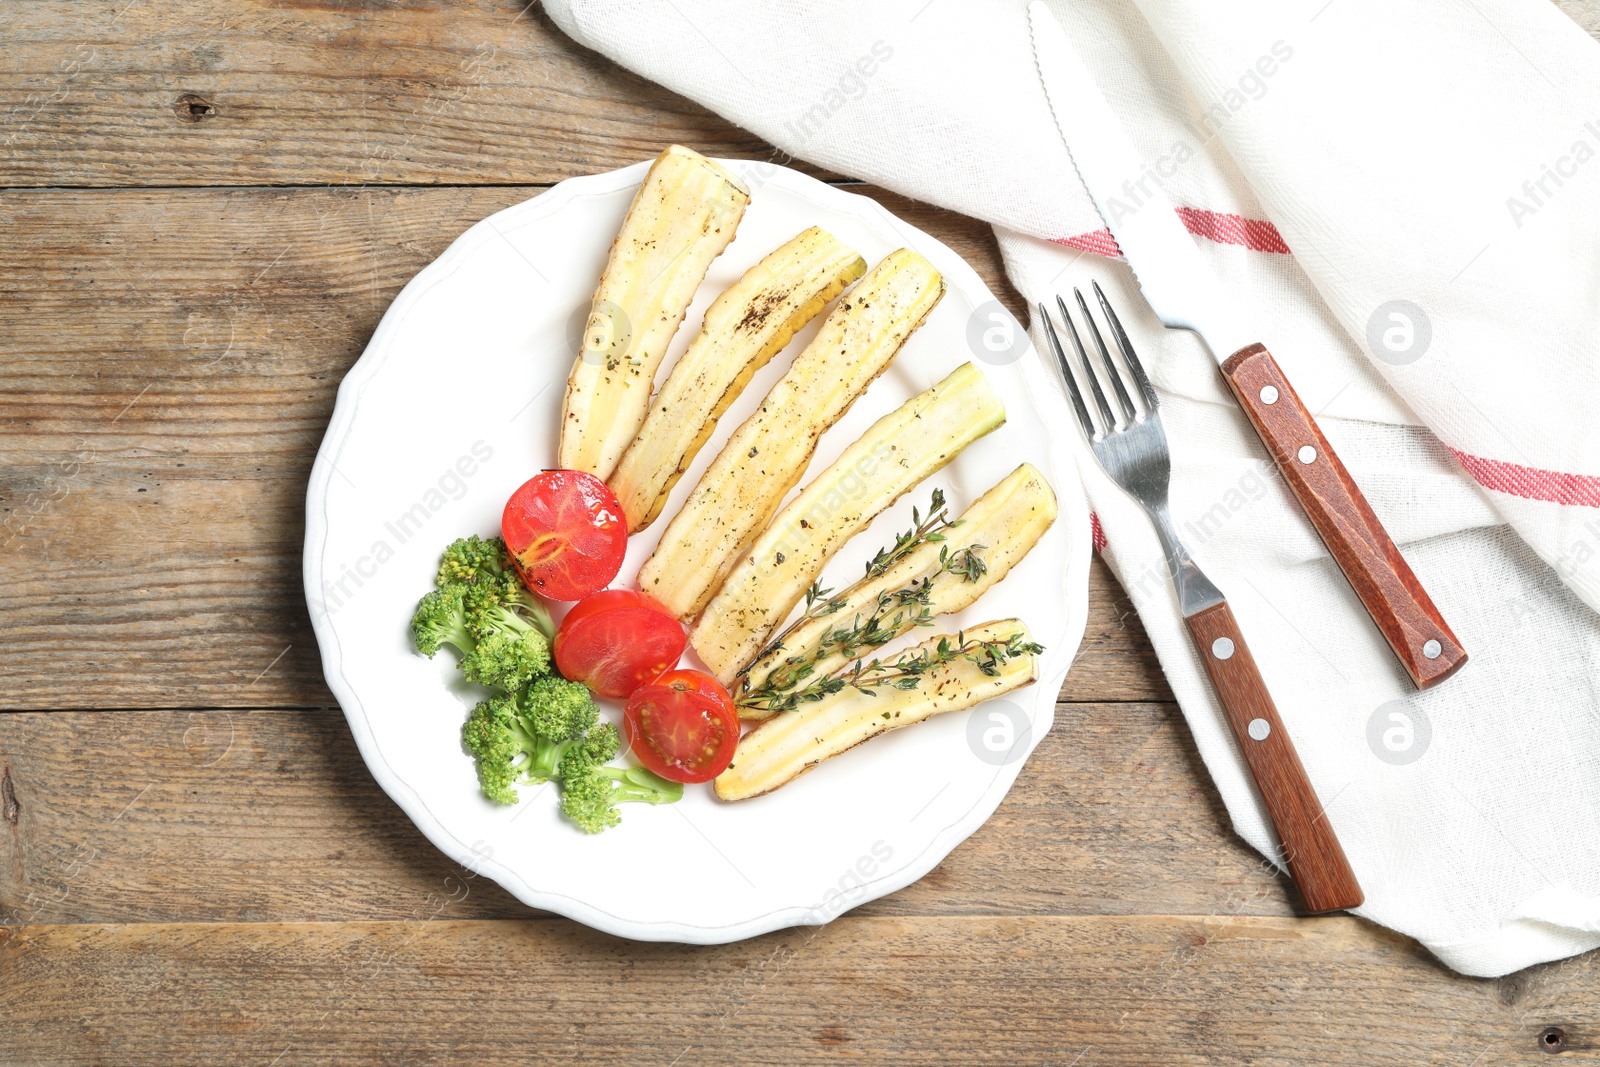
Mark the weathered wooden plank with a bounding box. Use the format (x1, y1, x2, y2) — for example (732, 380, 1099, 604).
(1, 915, 1586, 1066)
(4, 1, 1593, 192)
(1065, 558, 1166, 703)
(0, 700, 1257, 925)
(0, 184, 1165, 709)
(0, 2, 832, 187)
(2, 0, 1596, 197)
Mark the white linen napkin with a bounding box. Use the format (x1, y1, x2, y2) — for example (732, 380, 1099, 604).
(542, 0, 1600, 976)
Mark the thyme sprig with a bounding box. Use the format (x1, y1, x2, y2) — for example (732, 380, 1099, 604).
(862, 488, 959, 581)
(744, 581, 938, 710)
(740, 541, 998, 714)
(739, 489, 968, 676)
(744, 628, 1043, 714)
(848, 629, 1045, 689)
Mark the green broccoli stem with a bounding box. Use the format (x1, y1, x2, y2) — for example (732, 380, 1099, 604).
(524, 737, 581, 783)
(601, 766, 683, 805)
(480, 602, 534, 635)
(511, 588, 556, 640)
(440, 617, 477, 655)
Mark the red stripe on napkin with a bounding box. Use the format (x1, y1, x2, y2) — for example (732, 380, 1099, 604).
(1448, 449, 1600, 508)
(1056, 229, 1123, 258)
(1090, 512, 1107, 553)
(1052, 208, 1291, 257)
(1174, 207, 1291, 254)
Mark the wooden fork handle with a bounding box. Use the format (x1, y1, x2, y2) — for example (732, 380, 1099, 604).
(1221, 344, 1467, 690)
(1184, 601, 1364, 914)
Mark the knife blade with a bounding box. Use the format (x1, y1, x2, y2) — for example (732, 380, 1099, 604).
(1027, 1, 1467, 690)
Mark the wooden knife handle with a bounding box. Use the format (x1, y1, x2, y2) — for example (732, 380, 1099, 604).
(1185, 601, 1364, 914)
(1221, 344, 1467, 690)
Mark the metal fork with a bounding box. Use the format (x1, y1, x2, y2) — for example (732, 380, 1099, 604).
(1040, 283, 1363, 915)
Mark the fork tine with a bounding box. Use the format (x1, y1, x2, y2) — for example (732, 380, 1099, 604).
(1037, 302, 1099, 440)
(1075, 288, 1138, 426)
(1055, 295, 1117, 432)
(1092, 280, 1158, 413)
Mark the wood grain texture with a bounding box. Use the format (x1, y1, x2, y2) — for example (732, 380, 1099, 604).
(0, 702, 1266, 925)
(1220, 344, 1468, 689)
(0, 184, 1167, 710)
(3, 916, 1592, 1067)
(0, 2, 832, 188)
(1184, 601, 1362, 915)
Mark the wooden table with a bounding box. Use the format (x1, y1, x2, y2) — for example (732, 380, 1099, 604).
(2, 3, 1596, 1063)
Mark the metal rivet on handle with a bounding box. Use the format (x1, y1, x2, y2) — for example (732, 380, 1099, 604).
(1248, 718, 1271, 741)
(1422, 639, 1442, 660)
(1298, 445, 1317, 464)
(1211, 637, 1235, 660)
(1260, 385, 1279, 405)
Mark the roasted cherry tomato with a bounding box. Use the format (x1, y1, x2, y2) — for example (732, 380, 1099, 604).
(502, 470, 626, 601)
(624, 677, 741, 784)
(553, 589, 686, 699)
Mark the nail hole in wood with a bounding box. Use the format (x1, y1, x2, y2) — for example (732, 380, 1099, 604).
(1539, 1027, 1568, 1054)
(175, 93, 216, 122)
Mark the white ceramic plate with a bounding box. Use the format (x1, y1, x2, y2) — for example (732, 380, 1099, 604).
(304, 159, 1090, 944)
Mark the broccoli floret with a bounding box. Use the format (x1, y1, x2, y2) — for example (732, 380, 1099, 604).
(558, 725, 682, 834)
(460, 628, 550, 691)
(481, 573, 556, 641)
(437, 534, 506, 585)
(558, 767, 624, 833)
(462, 694, 534, 805)
(461, 689, 682, 830)
(556, 721, 622, 775)
(413, 585, 549, 691)
(525, 676, 599, 758)
(439, 535, 555, 640)
(411, 584, 476, 658)
(413, 549, 551, 690)
(560, 765, 683, 834)
(458, 581, 553, 691)
(461, 678, 603, 804)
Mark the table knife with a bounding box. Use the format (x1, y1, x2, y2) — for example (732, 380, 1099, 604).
(1027, 1, 1467, 690)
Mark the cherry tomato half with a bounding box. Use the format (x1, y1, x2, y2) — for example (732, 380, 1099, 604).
(554, 589, 686, 700)
(624, 679, 741, 784)
(652, 669, 734, 718)
(502, 470, 626, 601)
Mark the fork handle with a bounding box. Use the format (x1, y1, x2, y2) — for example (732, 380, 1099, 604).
(1184, 601, 1364, 914)
(1221, 344, 1467, 690)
